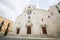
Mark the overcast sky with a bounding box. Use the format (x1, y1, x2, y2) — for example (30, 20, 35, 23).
(0, 0, 60, 22)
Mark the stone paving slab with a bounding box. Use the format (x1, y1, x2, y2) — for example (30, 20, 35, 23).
(0, 36, 60, 40)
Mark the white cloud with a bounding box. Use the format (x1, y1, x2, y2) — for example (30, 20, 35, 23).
(0, 0, 60, 22)
(0, 3, 16, 21)
(0, 0, 30, 21)
(49, 0, 60, 5)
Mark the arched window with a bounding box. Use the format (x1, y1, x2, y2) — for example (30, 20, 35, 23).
(28, 16, 31, 19)
(42, 18, 43, 21)
(48, 15, 50, 19)
(58, 10, 60, 13)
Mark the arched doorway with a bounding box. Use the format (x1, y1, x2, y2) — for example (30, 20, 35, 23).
(26, 21, 32, 34)
(16, 27, 20, 35)
(27, 26, 31, 34)
(41, 24, 47, 34)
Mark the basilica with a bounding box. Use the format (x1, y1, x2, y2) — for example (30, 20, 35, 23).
(0, 1, 60, 38)
(12, 2, 60, 37)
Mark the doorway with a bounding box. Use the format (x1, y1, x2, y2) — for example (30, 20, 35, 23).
(27, 26, 31, 34)
(16, 28, 20, 35)
(42, 27, 47, 34)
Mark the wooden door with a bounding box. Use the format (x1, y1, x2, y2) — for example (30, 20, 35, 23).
(42, 27, 47, 34)
(16, 28, 20, 34)
(27, 26, 31, 34)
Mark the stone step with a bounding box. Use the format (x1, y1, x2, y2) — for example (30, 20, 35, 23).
(1, 36, 60, 40)
(0, 32, 59, 38)
(7, 33, 58, 38)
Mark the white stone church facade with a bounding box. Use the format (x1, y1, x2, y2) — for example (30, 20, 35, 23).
(12, 2, 60, 37)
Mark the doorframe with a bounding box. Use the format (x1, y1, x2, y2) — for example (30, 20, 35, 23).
(27, 26, 31, 34)
(16, 27, 20, 35)
(41, 24, 47, 34)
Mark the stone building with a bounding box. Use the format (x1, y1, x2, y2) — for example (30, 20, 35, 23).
(48, 1, 60, 37)
(0, 16, 13, 32)
(13, 4, 59, 37)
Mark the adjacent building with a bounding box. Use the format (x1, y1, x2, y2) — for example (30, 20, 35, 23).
(0, 16, 13, 32)
(48, 1, 60, 37)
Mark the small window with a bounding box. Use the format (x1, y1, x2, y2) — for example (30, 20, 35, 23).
(58, 10, 60, 13)
(48, 15, 50, 19)
(28, 16, 31, 19)
(56, 6, 58, 9)
(28, 11, 32, 14)
(42, 18, 43, 21)
(28, 7, 30, 8)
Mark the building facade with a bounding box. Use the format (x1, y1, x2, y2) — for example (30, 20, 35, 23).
(13, 4, 59, 37)
(48, 1, 60, 37)
(0, 16, 13, 32)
